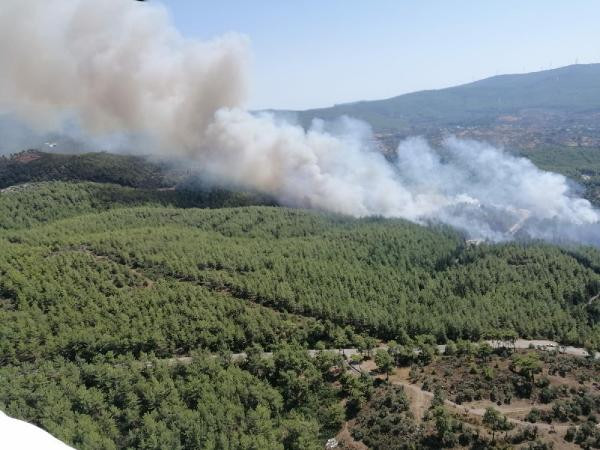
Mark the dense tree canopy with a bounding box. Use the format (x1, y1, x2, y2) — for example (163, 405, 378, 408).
(0, 175, 599, 448)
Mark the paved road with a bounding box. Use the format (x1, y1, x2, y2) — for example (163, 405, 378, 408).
(167, 347, 364, 365)
(487, 339, 597, 358)
(167, 338, 597, 365)
(436, 339, 597, 359)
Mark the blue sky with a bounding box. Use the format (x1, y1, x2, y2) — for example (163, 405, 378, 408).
(164, 0, 600, 110)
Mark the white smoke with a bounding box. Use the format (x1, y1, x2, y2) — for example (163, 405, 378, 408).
(394, 137, 600, 242)
(0, 0, 598, 245)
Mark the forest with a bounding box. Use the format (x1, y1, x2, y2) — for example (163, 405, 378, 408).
(0, 150, 175, 189)
(0, 154, 599, 448)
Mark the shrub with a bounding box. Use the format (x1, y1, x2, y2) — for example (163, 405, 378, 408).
(526, 409, 542, 423)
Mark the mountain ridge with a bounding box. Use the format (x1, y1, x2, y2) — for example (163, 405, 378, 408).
(278, 63, 600, 133)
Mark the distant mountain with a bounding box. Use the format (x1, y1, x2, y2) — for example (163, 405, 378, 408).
(284, 64, 600, 135)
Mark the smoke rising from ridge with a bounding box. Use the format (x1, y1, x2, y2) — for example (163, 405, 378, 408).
(0, 0, 598, 245)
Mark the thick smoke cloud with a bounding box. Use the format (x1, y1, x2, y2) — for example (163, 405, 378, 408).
(0, 0, 247, 152)
(0, 0, 598, 245)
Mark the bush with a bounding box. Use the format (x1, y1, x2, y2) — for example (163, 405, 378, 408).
(526, 409, 542, 423)
(523, 441, 554, 450)
(455, 388, 475, 404)
(539, 386, 557, 404)
(536, 376, 550, 388)
(509, 426, 538, 444)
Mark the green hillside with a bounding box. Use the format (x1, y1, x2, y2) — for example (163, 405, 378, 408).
(0, 179, 599, 448)
(286, 64, 600, 132)
(0, 150, 176, 189)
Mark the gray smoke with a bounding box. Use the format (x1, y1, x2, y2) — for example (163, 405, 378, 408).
(0, 0, 598, 245)
(0, 0, 247, 153)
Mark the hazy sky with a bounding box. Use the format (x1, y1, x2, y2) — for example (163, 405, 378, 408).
(168, 1, 597, 110)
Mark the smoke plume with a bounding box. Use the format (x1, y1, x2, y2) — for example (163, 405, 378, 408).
(0, 0, 598, 245)
(0, 0, 247, 152)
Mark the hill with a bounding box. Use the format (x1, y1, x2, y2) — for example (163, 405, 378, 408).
(277, 64, 600, 156)
(0, 178, 599, 448)
(0, 151, 599, 449)
(287, 64, 600, 132)
(0, 150, 176, 189)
